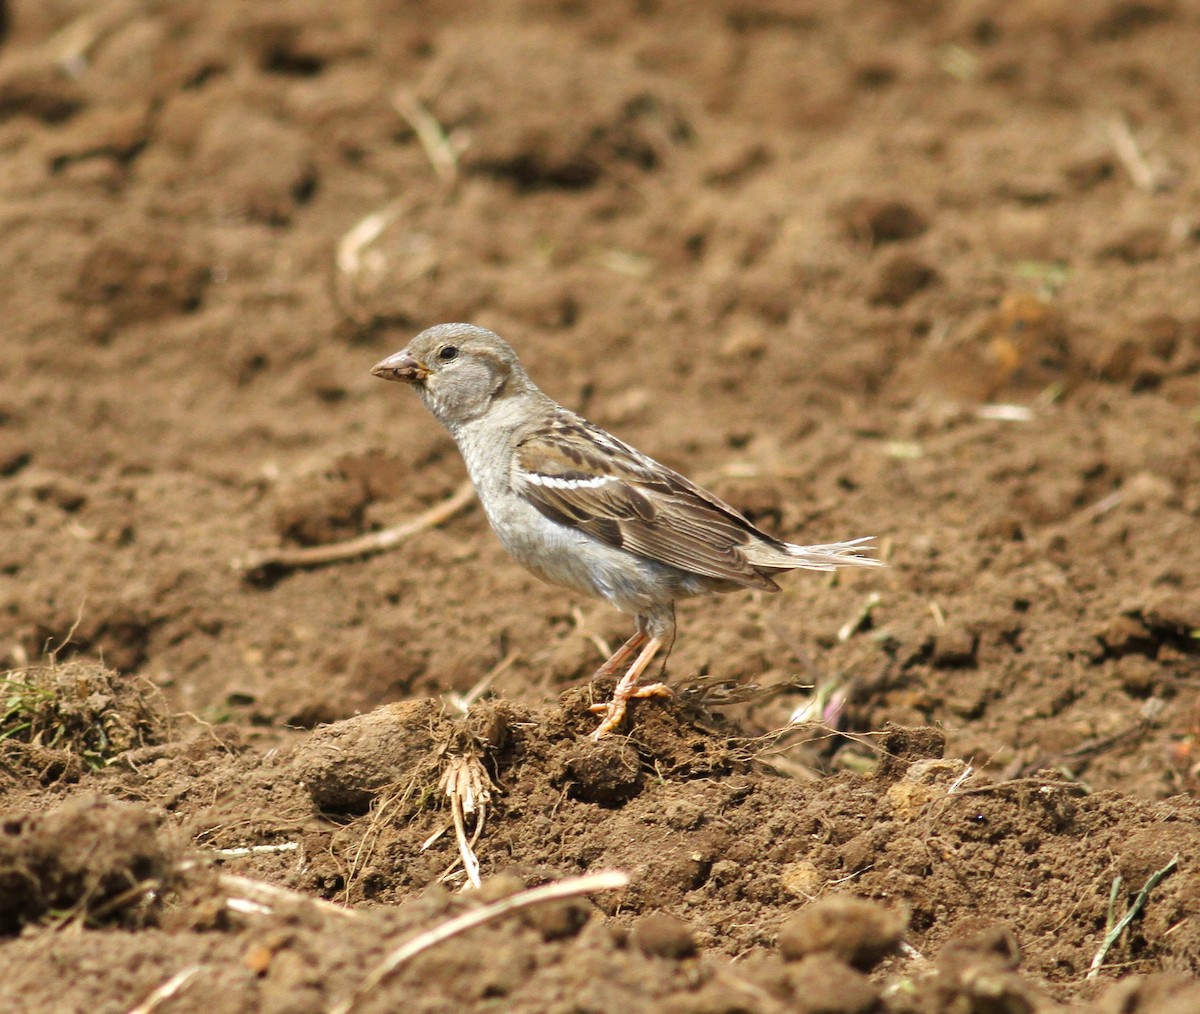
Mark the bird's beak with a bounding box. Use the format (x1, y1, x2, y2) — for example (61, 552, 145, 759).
(371, 349, 430, 385)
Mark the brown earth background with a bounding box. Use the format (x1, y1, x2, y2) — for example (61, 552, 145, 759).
(2, 1, 1200, 1012)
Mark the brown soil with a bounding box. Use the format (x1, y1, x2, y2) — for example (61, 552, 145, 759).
(3, 1, 1200, 1011)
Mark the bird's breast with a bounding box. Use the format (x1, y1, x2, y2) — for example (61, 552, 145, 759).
(449, 413, 707, 617)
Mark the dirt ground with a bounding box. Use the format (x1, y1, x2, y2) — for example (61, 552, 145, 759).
(3, 1, 1200, 1011)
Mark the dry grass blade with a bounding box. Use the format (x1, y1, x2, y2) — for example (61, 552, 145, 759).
(332, 199, 423, 324)
(327, 871, 630, 1014)
(210, 842, 299, 858)
(125, 965, 203, 1014)
(235, 480, 474, 572)
(1105, 116, 1173, 192)
(391, 89, 460, 186)
(838, 592, 881, 642)
(569, 604, 613, 661)
(444, 651, 519, 715)
(217, 873, 358, 920)
(336, 202, 402, 280)
(82, 878, 163, 924)
(48, 0, 139, 72)
(1087, 855, 1179, 979)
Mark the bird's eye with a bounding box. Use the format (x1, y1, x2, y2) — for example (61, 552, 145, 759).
(438, 345, 459, 362)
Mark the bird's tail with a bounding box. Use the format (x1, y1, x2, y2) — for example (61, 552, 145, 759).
(749, 536, 882, 572)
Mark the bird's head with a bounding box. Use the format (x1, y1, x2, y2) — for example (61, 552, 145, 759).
(371, 323, 532, 428)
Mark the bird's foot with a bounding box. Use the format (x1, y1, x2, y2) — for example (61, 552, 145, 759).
(588, 682, 672, 740)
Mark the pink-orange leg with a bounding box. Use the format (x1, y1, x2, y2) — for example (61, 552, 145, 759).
(589, 635, 673, 740)
(592, 630, 647, 680)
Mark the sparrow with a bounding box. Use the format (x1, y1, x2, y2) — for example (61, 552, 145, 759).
(372, 323, 881, 739)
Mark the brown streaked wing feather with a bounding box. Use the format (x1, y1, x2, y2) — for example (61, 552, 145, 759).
(513, 416, 780, 589)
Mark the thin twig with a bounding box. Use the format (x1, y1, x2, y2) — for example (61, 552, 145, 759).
(1086, 855, 1179, 979)
(952, 777, 1087, 798)
(235, 480, 474, 572)
(210, 842, 299, 858)
(125, 966, 203, 1014)
(331, 198, 441, 323)
(328, 871, 629, 1014)
(47, 595, 87, 663)
(1011, 719, 1153, 779)
(420, 826, 449, 851)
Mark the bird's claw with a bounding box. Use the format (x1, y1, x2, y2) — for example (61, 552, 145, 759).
(588, 682, 672, 739)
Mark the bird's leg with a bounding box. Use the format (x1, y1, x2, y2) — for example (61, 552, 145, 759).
(589, 609, 675, 740)
(592, 630, 647, 681)
(589, 636, 669, 739)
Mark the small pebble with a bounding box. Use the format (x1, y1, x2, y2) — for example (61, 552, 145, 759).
(777, 895, 905, 970)
(632, 911, 697, 959)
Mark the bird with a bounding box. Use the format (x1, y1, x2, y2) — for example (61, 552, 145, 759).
(371, 323, 881, 739)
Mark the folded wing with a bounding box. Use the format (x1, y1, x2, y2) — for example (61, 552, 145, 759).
(512, 414, 784, 590)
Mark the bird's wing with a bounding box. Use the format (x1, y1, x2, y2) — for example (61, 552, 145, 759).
(512, 412, 781, 590)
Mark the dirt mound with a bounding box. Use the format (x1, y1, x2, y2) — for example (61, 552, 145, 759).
(3, 693, 1200, 1011)
(0, 795, 173, 933)
(1, 660, 169, 791)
